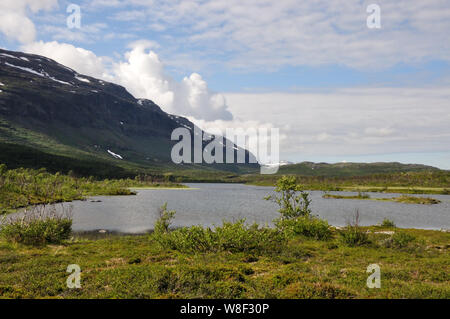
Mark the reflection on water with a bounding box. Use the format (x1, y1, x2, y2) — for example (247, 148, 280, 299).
(49, 183, 450, 233)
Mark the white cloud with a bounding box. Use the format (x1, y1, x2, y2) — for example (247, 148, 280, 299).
(22, 40, 233, 121)
(97, 0, 450, 71)
(113, 43, 233, 120)
(22, 41, 111, 79)
(3, 1, 450, 72)
(224, 88, 450, 159)
(0, 0, 58, 44)
(2, 0, 449, 166)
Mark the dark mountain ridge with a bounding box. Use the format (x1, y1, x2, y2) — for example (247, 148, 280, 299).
(0, 48, 258, 177)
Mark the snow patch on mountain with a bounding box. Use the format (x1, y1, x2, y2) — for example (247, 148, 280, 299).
(4, 62, 71, 86)
(107, 150, 123, 160)
(0, 53, 19, 59)
(5, 62, 44, 77)
(75, 75, 90, 83)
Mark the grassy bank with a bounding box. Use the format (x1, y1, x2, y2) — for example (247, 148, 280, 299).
(0, 164, 186, 214)
(0, 226, 448, 299)
(323, 193, 442, 205)
(238, 171, 450, 195)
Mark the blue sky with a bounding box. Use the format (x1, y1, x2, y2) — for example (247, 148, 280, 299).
(1, 0, 449, 168)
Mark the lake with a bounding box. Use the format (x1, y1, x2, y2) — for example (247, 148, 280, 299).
(63, 183, 450, 233)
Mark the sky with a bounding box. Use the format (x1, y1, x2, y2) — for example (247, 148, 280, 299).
(0, 0, 449, 168)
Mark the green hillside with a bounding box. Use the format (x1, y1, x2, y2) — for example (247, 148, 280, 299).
(276, 161, 440, 177)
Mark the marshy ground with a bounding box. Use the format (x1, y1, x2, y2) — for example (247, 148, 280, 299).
(0, 226, 448, 299)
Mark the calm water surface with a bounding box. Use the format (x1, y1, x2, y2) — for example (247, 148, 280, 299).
(64, 183, 450, 233)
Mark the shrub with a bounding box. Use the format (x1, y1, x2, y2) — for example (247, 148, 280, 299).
(154, 219, 285, 254)
(339, 211, 370, 247)
(339, 226, 370, 247)
(277, 216, 332, 240)
(385, 232, 416, 248)
(265, 176, 311, 219)
(381, 218, 396, 228)
(153, 203, 176, 234)
(215, 220, 285, 253)
(0, 205, 72, 245)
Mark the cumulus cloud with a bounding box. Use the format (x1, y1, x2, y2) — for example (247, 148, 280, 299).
(22, 41, 111, 79)
(0, 0, 58, 44)
(113, 42, 233, 120)
(22, 40, 233, 121)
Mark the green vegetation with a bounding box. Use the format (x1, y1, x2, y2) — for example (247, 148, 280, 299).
(0, 206, 72, 245)
(240, 170, 450, 195)
(385, 232, 417, 249)
(323, 192, 370, 200)
(277, 216, 332, 240)
(338, 212, 371, 247)
(322, 192, 441, 205)
(154, 220, 285, 255)
(0, 175, 448, 298)
(0, 224, 448, 298)
(339, 226, 370, 247)
(381, 218, 396, 228)
(0, 164, 185, 214)
(276, 161, 440, 176)
(153, 203, 176, 234)
(394, 196, 441, 205)
(264, 176, 312, 219)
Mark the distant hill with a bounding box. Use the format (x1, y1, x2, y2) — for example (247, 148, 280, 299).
(276, 161, 441, 177)
(0, 49, 258, 177)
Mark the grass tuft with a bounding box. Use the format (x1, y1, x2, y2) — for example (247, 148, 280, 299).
(0, 205, 72, 245)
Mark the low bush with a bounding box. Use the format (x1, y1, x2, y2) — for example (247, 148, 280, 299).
(339, 210, 370, 247)
(0, 205, 72, 245)
(380, 218, 396, 228)
(384, 232, 416, 248)
(277, 216, 332, 240)
(154, 219, 285, 254)
(339, 226, 370, 247)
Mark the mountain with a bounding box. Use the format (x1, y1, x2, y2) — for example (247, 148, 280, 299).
(0, 49, 258, 178)
(276, 161, 441, 177)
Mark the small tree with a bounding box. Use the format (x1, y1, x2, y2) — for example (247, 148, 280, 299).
(154, 202, 176, 234)
(265, 176, 311, 220)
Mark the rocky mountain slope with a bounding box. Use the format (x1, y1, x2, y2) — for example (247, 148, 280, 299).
(0, 49, 258, 177)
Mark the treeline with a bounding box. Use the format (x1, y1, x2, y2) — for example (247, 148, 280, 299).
(0, 164, 183, 214)
(233, 170, 450, 190)
(0, 143, 134, 179)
